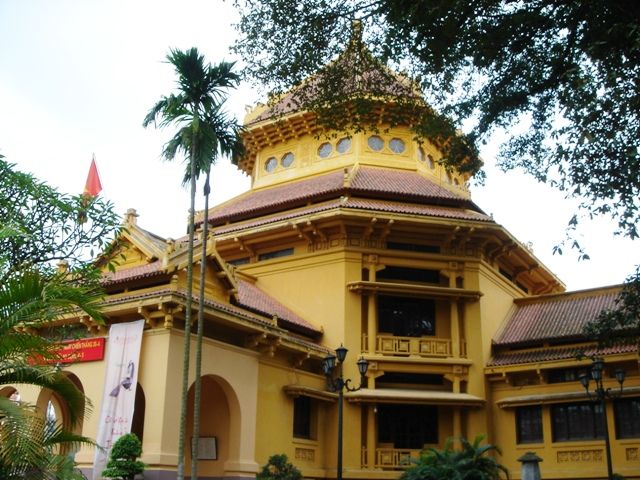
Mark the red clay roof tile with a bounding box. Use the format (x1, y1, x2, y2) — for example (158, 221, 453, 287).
(494, 288, 621, 346)
(212, 197, 490, 236)
(350, 167, 459, 200)
(206, 169, 345, 225)
(204, 167, 476, 227)
(488, 343, 637, 367)
(102, 260, 165, 285)
(236, 279, 321, 337)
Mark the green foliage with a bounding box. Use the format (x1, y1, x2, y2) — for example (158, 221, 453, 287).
(233, 0, 640, 241)
(0, 157, 120, 283)
(0, 399, 94, 480)
(101, 433, 145, 480)
(257, 454, 303, 480)
(142, 48, 244, 178)
(400, 436, 508, 480)
(0, 159, 118, 478)
(584, 265, 640, 345)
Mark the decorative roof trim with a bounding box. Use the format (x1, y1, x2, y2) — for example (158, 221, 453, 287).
(497, 386, 640, 408)
(283, 385, 338, 403)
(345, 388, 484, 407)
(347, 281, 482, 301)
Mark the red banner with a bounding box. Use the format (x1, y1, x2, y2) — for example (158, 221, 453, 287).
(52, 337, 106, 364)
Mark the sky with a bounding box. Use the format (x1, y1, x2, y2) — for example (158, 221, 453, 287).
(1, 0, 637, 291)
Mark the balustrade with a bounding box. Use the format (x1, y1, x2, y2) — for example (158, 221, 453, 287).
(361, 333, 467, 358)
(360, 447, 422, 469)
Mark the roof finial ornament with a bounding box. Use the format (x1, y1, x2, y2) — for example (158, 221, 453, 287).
(124, 208, 139, 225)
(57, 260, 69, 273)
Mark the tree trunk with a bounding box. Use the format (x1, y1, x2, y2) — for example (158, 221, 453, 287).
(191, 169, 211, 479)
(176, 139, 198, 480)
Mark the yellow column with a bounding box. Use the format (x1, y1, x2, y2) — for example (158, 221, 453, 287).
(453, 408, 462, 440)
(448, 274, 460, 358)
(450, 301, 460, 357)
(367, 266, 377, 354)
(452, 376, 462, 442)
(366, 405, 376, 469)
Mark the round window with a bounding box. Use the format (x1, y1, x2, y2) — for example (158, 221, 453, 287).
(367, 135, 384, 151)
(265, 157, 277, 172)
(417, 146, 425, 162)
(336, 137, 352, 154)
(281, 152, 295, 168)
(318, 142, 332, 158)
(389, 138, 406, 154)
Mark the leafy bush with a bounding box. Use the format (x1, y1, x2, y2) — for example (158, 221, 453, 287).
(101, 433, 145, 480)
(257, 454, 302, 480)
(400, 436, 508, 480)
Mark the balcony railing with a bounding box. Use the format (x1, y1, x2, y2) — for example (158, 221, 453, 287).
(361, 334, 467, 358)
(361, 447, 422, 469)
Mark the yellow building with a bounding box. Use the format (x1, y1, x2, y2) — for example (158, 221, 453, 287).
(5, 47, 639, 480)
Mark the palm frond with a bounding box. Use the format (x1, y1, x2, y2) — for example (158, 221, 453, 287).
(0, 399, 91, 480)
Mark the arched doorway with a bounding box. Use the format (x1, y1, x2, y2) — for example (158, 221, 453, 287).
(36, 372, 85, 455)
(185, 375, 241, 478)
(131, 382, 146, 442)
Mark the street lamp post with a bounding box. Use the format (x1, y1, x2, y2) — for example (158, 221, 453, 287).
(323, 345, 369, 480)
(578, 357, 626, 480)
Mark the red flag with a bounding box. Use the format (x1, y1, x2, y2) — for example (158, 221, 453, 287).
(84, 155, 102, 197)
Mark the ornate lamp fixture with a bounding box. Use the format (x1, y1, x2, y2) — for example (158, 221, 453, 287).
(323, 345, 368, 480)
(578, 357, 625, 480)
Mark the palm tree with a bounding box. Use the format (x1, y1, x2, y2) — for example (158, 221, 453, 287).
(0, 269, 100, 479)
(142, 48, 241, 480)
(400, 436, 509, 480)
(189, 106, 244, 479)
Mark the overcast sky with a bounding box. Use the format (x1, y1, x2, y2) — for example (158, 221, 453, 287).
(1, 0, 637, 291)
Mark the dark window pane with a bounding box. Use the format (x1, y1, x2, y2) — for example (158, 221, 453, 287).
(378, 404, 437, 448)
(377, 372, 444, 387)
(228, 257, 250, 266)
(258, 248, 293, 261)
(552, 402, 604, 442)
(615, 397, 640, 439)
(548, 368, 589, 384)
(386, 242, 440, 254)
(293, 396, 312, 439)
(378, 296, 435, 337)
(378, 266, 440, 284)
(516, 406, 543, 444)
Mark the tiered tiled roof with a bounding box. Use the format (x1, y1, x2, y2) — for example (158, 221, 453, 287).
(488, 343, 637, 367)
(235, 279, 322, 337)
(101, 287, 325, 353)
(102, 260, 166, 286)
(202, 166, 481, 227)
(244, 27, 417, 127)
(213, 198, 491, 236)
(493, 286, 621, 347)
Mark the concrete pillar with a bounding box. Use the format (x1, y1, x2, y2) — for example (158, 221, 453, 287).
(448, 274, 460, 357)
(452, 407, 462, 440)
(518, 452, 542, 480)
(367, 266, 377, 354)
(450, 301, 460, 357)
(366, 405, 376, 469)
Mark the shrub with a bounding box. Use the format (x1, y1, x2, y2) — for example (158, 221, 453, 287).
(101, 433, 145, 480)
(257, 454, 302, 480)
